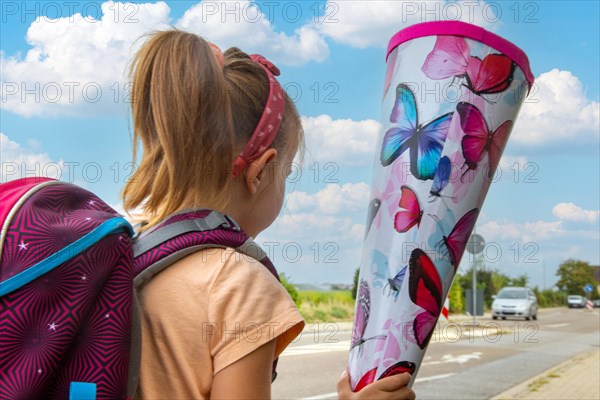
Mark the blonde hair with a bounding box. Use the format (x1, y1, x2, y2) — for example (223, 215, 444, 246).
(122, 29, 303, 228)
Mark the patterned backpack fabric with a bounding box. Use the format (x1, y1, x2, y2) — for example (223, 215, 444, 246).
(0, 178, 281, 399)
(0, 178, 135, 399)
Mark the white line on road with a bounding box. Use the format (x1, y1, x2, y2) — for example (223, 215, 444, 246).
(416, 372, 455, 382)
(546, 323, 570, 328)
(422, 352, 482, 366)
(298, 373, 456, 399)
(280, 340, 351, 357)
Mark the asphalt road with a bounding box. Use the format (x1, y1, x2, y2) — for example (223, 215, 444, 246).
(272, 308, 600, 399)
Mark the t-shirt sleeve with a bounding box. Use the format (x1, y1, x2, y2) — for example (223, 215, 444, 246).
(208, 249, 305, 375)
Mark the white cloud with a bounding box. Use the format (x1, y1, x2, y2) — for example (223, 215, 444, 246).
(1, 1, 172, 117)
(499, 155, 528, 171)
(256, 182, 370, 280)
(267, 212, 363, 244)
(552, 202, 600, 223)
(286, 182, 370, 214)
(1, 133, 64, 182)
(1, 0, 329, 117)
(513, 69, 600, 148)
(479, 219, 564, 242)
(478, 217, 599, 244)
(177, 1, 329, 66)
(301, 115, 381, 166)
(314, 0, 498, 49)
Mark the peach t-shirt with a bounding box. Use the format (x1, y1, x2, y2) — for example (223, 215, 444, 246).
(134, 247, 305, 399)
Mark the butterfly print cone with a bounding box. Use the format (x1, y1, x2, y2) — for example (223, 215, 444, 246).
(349, 21, 533, 390)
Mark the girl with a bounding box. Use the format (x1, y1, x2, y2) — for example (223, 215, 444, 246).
(123, 29, 415, 400)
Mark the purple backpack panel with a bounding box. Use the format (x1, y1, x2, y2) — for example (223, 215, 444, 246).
(1, 178, 284, 399)
(0, 178, 134, 400)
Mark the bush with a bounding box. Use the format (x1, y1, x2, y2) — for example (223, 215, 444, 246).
(351, 267, 360, 300)
(331, 306, 350, 319)
(299, 290, 354, 305)
(298, 290, 355, 322)
(533, 287, 565, 308)
(448, 277, 464, 313)
(280, 273, 301, 307)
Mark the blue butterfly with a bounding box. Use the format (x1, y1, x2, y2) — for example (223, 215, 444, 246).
(380, 84, 453, 180)
(429, 156, 452, 203)
(370, 249, 407, 302)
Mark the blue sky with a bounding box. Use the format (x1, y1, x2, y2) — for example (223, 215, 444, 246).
(1, 0, 599, 290)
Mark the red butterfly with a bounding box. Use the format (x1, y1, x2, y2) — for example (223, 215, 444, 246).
(422, 36, 516, 97)
(408, 249, 442, 349)
(354, 361, 416, 392)
(458, 102, 513, 180)
(394, 186, 423, 233)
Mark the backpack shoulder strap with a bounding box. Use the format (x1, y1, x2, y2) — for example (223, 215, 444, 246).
(133, 211, 240, 256)
(131, 209, 282, 383)
(133, 210, 277, 288)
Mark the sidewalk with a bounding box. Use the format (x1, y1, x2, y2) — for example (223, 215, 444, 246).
(491, 348, 600, 400)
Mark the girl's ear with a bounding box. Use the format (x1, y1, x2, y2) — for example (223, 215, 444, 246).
(245, 149, 278, 194)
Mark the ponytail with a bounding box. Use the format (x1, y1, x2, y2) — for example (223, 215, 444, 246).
(123, 29, 304, 228)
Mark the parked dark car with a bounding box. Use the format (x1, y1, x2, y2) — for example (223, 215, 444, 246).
(592, 299, 600, 308)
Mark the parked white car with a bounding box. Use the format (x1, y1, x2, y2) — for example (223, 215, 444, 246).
(492, 287, 538, 320)
(567, 295, 586, 308)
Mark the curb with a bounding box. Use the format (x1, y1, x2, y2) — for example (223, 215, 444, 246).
(490, 348, 600, 399)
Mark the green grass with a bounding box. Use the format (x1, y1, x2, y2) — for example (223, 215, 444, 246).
(298, 290, 355, 323)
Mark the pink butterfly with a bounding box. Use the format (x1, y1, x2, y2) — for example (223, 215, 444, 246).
(383, 50, 398, 99)
(458, 102, 513, 180)
(435, 208, 480, 269)
(351, 280, 385, 352)
(394, 186, 423, 233)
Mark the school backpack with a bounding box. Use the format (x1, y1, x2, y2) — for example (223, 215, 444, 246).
(0, 177, 279, 399)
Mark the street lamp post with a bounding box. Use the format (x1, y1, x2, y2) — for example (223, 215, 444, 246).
(467, 233, 485, 326)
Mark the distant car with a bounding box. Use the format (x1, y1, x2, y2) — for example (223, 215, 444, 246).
(567, 295, 587, 308)
(592, 299, 600, 308)
(492, 287, 538, 320)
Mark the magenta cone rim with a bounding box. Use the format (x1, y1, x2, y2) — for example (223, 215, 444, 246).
(387, 20, 535, 88)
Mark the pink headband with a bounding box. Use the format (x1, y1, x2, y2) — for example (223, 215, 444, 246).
(231, 54, 285, 178)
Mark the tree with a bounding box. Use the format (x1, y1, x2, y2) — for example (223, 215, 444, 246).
(508, 274, 529, 287)
(280, 273, 301, 306)
(351, 267, 360, 300)
(555, 259, 599, 297)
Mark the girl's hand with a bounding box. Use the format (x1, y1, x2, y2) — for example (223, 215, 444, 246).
(337, 370, 416, 400)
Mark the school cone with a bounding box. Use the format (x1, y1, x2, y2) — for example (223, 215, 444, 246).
(348, 21, 534, 390)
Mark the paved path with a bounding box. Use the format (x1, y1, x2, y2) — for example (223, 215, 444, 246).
(492, 348, 600, 400)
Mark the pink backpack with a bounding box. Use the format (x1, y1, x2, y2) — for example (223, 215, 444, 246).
(0, 177, 279, 399)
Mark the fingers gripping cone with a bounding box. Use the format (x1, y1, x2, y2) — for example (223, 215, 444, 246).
(348, 21, 534, 390)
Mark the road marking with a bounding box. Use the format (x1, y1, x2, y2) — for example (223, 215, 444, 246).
(422, 352, 482, 366)
(416, 372, 456, 382)
(541, 312, 563, 318)
(280, 340, 350, 357)
(299, 373, 456, 399)
(546, 323, 569, 328)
